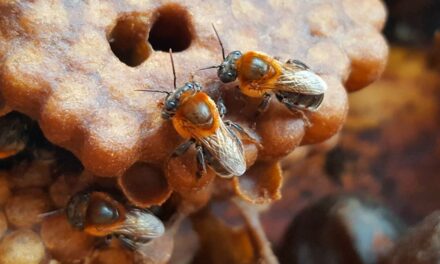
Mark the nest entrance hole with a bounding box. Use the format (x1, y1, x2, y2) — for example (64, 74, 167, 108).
(108, 4, 194, 67)
(108, 13, 152, 67)
(149, 4, 194, 52)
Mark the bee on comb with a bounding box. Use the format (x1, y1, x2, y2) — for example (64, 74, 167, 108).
(138, 50, 253, 178)
(66, 190, 164, 250)
(202, 24, 327, 120)
(0, 112, 31, 159)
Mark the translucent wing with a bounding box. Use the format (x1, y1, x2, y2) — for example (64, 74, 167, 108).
(274, 60, 327, 95)
(195, 121, 246, 178)
(113, 209, 165, 240)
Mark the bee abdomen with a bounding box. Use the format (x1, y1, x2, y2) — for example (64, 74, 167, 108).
(276, 92, 324, 111)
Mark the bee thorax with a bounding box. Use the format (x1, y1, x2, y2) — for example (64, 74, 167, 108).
(180, 100, 213, 126)
(87, 200, 120, 225)
(242, 57, 269, 80)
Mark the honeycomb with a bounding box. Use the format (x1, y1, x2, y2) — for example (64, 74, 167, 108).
(0, 0, 387, 262)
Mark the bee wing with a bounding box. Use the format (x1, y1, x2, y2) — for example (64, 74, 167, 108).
(195, 121, 246, 178)
(274, 61, 327, 95)
(113, 209, 165, 240)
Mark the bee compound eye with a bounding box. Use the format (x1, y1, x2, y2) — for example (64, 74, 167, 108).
(165, 100, 176, 110)
(233, 51, 242, 57)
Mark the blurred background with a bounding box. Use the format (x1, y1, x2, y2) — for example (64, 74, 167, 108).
(262, 0, 440, 246)
(1, 1, 439, 263)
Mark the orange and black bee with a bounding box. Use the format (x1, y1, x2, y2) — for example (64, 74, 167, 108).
(203, 25, 327, 116)
(139, 51, 249, 178)
(66, 191, 164, 249)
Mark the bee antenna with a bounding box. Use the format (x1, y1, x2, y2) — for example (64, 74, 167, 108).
(212, 23, 225, 60)
(135, 89, 171, 95)
(197, 65, 221, 71)
(38, 208, 64, 219)
(169, 48, 177, 90)
(189, 71, 195, 83)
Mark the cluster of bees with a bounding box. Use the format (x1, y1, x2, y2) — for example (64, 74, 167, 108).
(0, 26, 327, 258)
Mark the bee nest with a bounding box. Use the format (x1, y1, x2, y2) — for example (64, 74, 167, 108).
(0, 0, 387, 262)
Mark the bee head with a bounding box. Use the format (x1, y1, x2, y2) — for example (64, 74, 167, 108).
(162, 82, 202, 119)
(66, 191, 91, 230)
(218, 50, 242, 83)
(162, 96, 177, 119)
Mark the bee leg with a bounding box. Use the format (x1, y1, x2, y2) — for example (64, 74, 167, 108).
(195, 145, 207, 178)
(282, 99, 312, 127)
(286, 59, 310, 70)
(256, 93, 272, 116)
(216, 97, 227, 118)
(225, 121, 260, 145)
(171, 139, 195, 157)
(297, 110, 312, 127)
(94, 235, 113, 249)
(251, 93, 272, 128)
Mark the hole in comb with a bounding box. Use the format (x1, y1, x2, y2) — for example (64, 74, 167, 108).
(108, 13, 152, 67)
(149, 3, 194, 52)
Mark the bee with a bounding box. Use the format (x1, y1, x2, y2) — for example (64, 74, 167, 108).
(66, 191, 164, 249)
(203, 25, 327, 118)
(138, 50, 250, 178)
(0, 112, 31, 159)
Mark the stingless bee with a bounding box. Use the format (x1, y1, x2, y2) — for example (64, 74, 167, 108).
(0, 112, 31, 159)
(138, 50, 251, 178)
(202, 25, 327, 118)
(66, 191, 164, 249)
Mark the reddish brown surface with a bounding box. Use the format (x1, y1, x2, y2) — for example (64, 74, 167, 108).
(40, 214, 96, 262)
(119, 163, 172, 207)
(0, 0, 386, 180)
(0, 0, 391, 262)
(262, 47, 440, 245)
(232, 162, 282, 204)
